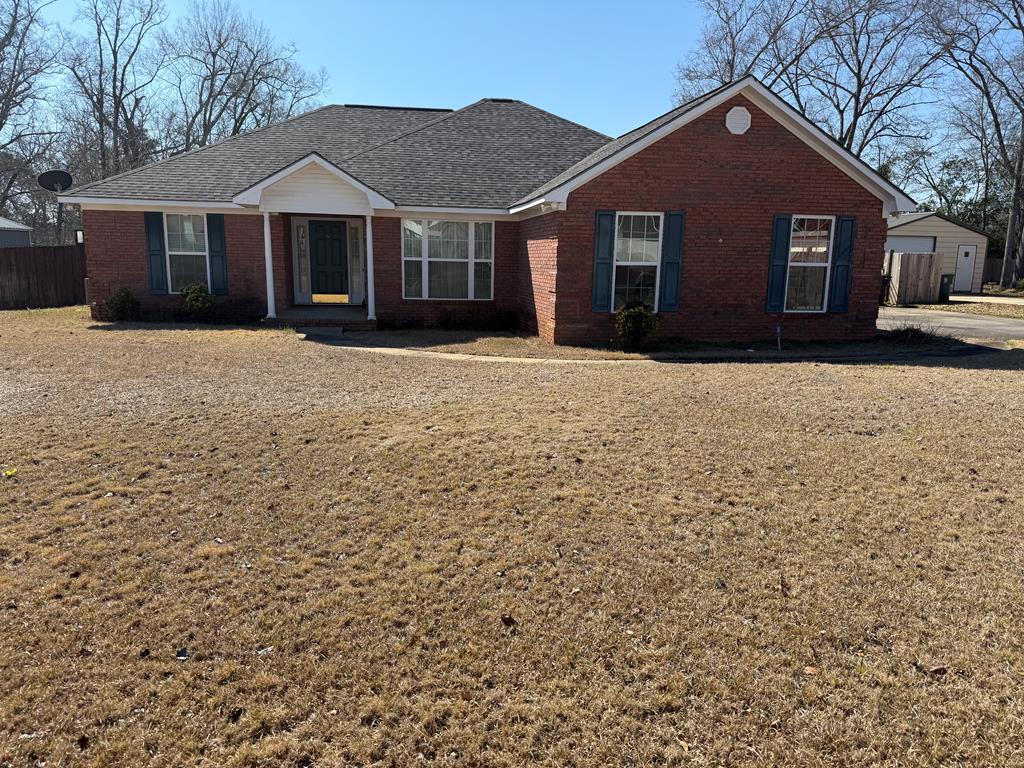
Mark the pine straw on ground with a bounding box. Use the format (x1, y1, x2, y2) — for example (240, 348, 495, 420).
(2, 307, 1024, 767)
(913, 302, 1024, 321)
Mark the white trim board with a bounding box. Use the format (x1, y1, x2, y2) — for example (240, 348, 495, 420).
(515, 77, 916, 216)
(63, 198, 251, 211)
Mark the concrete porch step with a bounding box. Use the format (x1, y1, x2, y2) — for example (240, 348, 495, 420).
(268, 305, 377, 330)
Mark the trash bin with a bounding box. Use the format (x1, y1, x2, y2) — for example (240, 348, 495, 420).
(939, 274, 954, 303)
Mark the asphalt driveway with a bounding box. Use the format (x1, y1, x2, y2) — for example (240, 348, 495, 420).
(879, 306, 1024, 342)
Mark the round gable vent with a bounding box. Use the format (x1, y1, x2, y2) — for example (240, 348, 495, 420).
(726, 106, 751, 135)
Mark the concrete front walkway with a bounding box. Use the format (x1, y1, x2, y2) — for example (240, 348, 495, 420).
(879, 306, 1024, 342)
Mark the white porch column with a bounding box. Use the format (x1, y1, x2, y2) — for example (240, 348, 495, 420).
(262, 211, 276, 319)
(364, 214, 376, 320)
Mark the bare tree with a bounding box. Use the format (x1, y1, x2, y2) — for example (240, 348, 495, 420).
(0, 0, 59, 215)
(928, 0, 1024, 285)
(63, 0, 167, 178)
(676, 0, 943, 161)
(159, 0, 326, 153)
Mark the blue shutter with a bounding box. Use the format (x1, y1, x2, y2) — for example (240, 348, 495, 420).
(828, 216, 855, 313)
(144, 212, 167, 294)
(765, 215, 792, 313)
(658, 211, 685, 312)
(207, 213, 228, 295)
(592, 210, 615, 312)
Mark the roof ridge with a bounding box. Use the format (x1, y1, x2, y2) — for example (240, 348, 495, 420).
(67, 103, 340, 196)
(342, 103, 452, 112)
(510, 100, 612, 142)
(338, 99, 492, 163)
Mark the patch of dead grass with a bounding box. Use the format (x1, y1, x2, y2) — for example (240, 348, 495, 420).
(2, 307, 1024, 766)
(913, 302, 1024, 321)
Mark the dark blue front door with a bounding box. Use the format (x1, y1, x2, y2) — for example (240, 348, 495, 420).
(309, 220, 348, 297)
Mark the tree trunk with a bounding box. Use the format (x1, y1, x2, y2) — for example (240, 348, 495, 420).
(1000, 137, 1024, 287)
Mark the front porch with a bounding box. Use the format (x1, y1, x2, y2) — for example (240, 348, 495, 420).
(236, 153, 387, 327)
(269, 303, 377, 330)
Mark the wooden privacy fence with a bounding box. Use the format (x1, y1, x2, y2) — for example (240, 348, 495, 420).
(0, 245, 86, 310)
(882, 251, 943, 305)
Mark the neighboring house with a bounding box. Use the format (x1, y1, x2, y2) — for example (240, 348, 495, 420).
(885, 212, 988, 294)
(0, 216, 33, 247)
(60, 76, 914, 344)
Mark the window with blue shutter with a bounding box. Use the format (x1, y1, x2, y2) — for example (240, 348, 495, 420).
(592, 211, 615, 312)
(828, 216, 856, 313)
(658, 211, 685, 312)
(765, 215, 791, 312)
(144, 212, 168, 294)
(207, 213, 228, 295)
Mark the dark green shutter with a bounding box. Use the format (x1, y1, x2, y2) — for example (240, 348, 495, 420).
(828, 216, 855, 312)
(592, 210, 615, 312)
(658, 211, 685, 312)
(765, 214, 792, 313)
(207, 213, 227, 295)
(144, 212, 167, 294)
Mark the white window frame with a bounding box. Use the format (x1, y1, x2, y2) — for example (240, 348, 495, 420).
(611, 211, 663, 313)
(401, 219, 494, 301)
(783, 214, 835, 314)
(164, 212, 210, 294)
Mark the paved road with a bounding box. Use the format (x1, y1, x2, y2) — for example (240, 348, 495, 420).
(878, 306, 1024, 342)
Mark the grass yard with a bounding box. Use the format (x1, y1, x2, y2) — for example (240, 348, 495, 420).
(3, 307, 1024, 767)
(912, 301, 1024, 322)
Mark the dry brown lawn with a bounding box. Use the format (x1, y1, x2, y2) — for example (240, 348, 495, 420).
(2, 307, 1024, 767)
(914, 302, 1024, 322)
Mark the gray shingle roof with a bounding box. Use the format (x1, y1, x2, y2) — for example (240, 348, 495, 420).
(68, 99, 611, 209)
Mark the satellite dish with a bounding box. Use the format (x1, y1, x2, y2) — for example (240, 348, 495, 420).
(38, 169, 73, 193)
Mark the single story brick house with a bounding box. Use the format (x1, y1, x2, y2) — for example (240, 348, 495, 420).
(61, 76, 915, 345)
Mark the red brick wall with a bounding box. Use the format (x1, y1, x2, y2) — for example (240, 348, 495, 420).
(371, 217, 522, 330)
(518, 211, 561, 342)
(551, 95, 887, 345)
(82, 209, 267, 320)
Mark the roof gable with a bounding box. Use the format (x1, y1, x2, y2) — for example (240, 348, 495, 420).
(888, 211, 989, 238)
(512, 76, 916, 215)
(233, 153, 394, 212)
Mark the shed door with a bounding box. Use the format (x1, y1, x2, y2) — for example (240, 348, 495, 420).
(954, 244, 977, 293)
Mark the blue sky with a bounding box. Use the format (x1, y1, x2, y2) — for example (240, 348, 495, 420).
(46, 0, 704, 137)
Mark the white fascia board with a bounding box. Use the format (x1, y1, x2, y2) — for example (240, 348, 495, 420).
(233, 153, 395, 209)
(60, 196, 246, 210)
(508, 198, 549, 215)
(521, 76, 915, 214)
(391, 205, 511, 216)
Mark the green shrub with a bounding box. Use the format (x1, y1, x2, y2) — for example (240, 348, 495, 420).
(1014, 277, 1024, 291)
(105, 287, 139, 321)
(181, 283, 215, 320)
(615, 303, 658, 350)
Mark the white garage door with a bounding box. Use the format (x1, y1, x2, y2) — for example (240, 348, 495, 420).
(884, 235, 935, 253)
